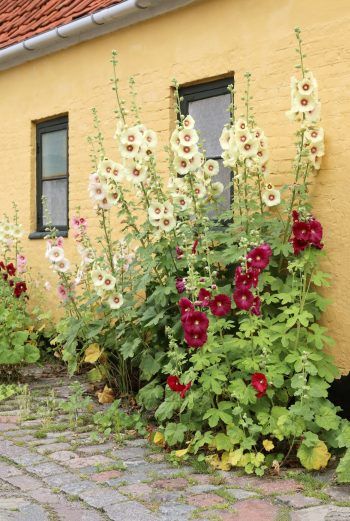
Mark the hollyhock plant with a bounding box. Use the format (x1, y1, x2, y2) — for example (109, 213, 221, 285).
(251, 373, 268, 398)
(209, 294, 231, 317)
(167, 376, 191, 398)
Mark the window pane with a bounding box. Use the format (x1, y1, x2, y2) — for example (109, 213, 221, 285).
(208, 159, 232, 218)
(43, 179, 67, 227)
(188, 94, 230, 157)
(42, 129, 67, 178)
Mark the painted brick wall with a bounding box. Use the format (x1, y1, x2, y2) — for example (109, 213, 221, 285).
(0, 0, 349, 371)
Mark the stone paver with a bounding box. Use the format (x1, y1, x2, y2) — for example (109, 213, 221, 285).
(0, 367, 349, 521)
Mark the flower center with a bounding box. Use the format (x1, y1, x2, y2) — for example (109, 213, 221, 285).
(244, 144, 251, 150)
(303, 83, 309, 91)
(184, 146, 190, 153)
(128, 135, 135, 142)
(127, 145, 134, 151)
(301, 98, 308, 106)
(164, 219, 169, 226)
(269, 194, 275, 201)
(240, 135, 247, 142)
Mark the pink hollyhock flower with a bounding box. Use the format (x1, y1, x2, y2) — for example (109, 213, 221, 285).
(251, 372, 268, 398)
(182, 310, 209, 334)
(71, 216, 80, 228)
(247, 245, 271, 270)
(176, 278, 186, 294)
(209, 294, 231, 317)
(292, 220, 310, 241)
(251, 296, 261, 316)
(292, 238, 308, 255)
(167, 376, 192, 398)
(176, 246, 184, 260)
(14, 281, 27, 298)
(179, 298, 194, 319)
(192, 239, 199, 254)
(57, 284, 69, 301)
(233, 287, 254, 310)
(6, 263, 16, 276)
(17, 254, 27, 273)
(184, 329, 208, 348)
(198, 288, 211, 307)
(56, 236, 64, 247)
(309, 219, 323, 247)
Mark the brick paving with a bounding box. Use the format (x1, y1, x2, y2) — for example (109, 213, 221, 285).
(0, 369, 349, 520)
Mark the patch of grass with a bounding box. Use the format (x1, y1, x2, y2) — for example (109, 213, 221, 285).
(215, 488, 237, 503)
(275, 506, 291, 521)
(286, 471, 330, 501)
(34, 430, 47, 439)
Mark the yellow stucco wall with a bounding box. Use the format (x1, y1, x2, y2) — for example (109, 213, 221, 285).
(0, 0, 349, 372)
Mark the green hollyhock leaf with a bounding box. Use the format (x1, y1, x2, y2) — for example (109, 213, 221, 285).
(155, 398, 179, 422)
(214, 433, 233, 451)
(297, 439, 331, 470)
(315, 404, 340, 431)
(336, 450, 350, 483)
(164, 422, 187, 446)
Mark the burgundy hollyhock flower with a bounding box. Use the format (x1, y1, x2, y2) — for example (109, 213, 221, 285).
(2, 273, 8, 281)
(209, 294, 231, 317)
(233, 288, 254, 311)
(251, 296, 261, 316)
(247, 245, 271, 270)
(198, 288, 211, 307)
(182, 310, 209, 334)
(235, 266, 260, 289)
(14, 281, 27, 298)
(178, 297, 194, 319)
(251, 372, 268, 398)
(6, 263, 16, 276)
(292, 238, 308, 255)
(309, 218, 323, 247)
(184, 329, 208, 348)
(292, 210, 300, 222)
(292, 220, 310, 241)
(0, 261, 5, 270)
(9, 279, 14, 287)
(176, 278, 186, 294)
(166, 376, 191, 398)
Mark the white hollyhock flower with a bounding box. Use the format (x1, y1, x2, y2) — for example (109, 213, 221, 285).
(107, 190, 120, 205)
(189, 152, 204, 172)
(108, 293, 124, 309)
(148, 201, 164, 221)
(125, 164, 148, 184)
(170, 129, 181, 151)
(252, 127, 265, 140)
(12, 225, 22, 239)
(89, 172, 100, 184)
(143, 129, 158, 149)
(222, 144, 239, 168)
(89, 183, 107, 202)
(120, 126, 143, 147)
(204, 159, 219, 177)
(304, 102, 321, 123)
(297, 72, 318, 95)
(179, 128, 199, 146)
(219, 127, 231, 151)
(79, 247, 95, 264)
(256, 148, 269, 164)
(119, 141, 139, 159)
(174, 156, 190, 176)
(235, 129, 252, 145)
(159, 215, 176, 232)
(211, 182, 224, 197)
(163, 201, 174, 216)
(262, 188, 281, 207)
(107, 162, 125, 182)
(292, 93, 316, 113)
(305, 127, 324, 143)
(235, 118, 248, 133)
(98, 159, 115, 179)
(168, 177, 186, 198)
(177, 143, 197, 160)
(102, 274, 116, 291)
(53, 258, 70, 273)
(91, 269, 106, 287)
(48, 246, 65, 263)
(193, 183, 207, 199)
(174, 194, 191, 211)
(98, 196, 112, 210)
(183, 115, 195, 129)
(239, 139, 259, 159)
(309, 142, 325, 158)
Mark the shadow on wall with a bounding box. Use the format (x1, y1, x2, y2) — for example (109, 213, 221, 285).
(329, 374, 350, 420)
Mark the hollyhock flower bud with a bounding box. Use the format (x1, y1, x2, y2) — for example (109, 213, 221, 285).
(192, 239, 199, 254)
(292, 210, 300, 222)
(233, 288, 254, 311)
(182, 310, 209, 334)
(176, 246, 184, 260)
(251, 372, 268, 398)
(211, 284, 217, 290)
(184, 329, 208, 348)
(209, 294, 231, 317)
(176, 278, 186, 294)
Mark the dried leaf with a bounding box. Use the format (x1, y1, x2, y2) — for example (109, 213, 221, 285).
(97, 385, 115, 404)
(153, 431, 165, 446)
(84, 344, 102, 364)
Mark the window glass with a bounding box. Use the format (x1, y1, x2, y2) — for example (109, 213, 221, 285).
(42, 130, 67, 178)
(42, 179, 68, 227)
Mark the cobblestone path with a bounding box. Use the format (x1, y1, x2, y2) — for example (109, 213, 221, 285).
(0, 371, 349, 520)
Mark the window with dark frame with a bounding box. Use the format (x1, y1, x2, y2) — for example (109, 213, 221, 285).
(35, 116, 68, 235)
(179, 77, 234, 213)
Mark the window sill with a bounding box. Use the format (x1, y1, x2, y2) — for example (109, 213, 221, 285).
(28, 230, 68, 240)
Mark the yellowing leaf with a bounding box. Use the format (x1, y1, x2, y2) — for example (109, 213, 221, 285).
(297, 440, 331, 470)
(206, 453, 230, 471)
(153, 431, 165, 446)
(84, 344, 102, 364)
(228, 449, 243, 466)
(97, 385, 115, 404)
(236, 453, 250, 468)
(263, 439, 275, 452)
(175, 447, 189, 458)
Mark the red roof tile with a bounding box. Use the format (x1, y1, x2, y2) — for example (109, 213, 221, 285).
(0, 0, 124, 49)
